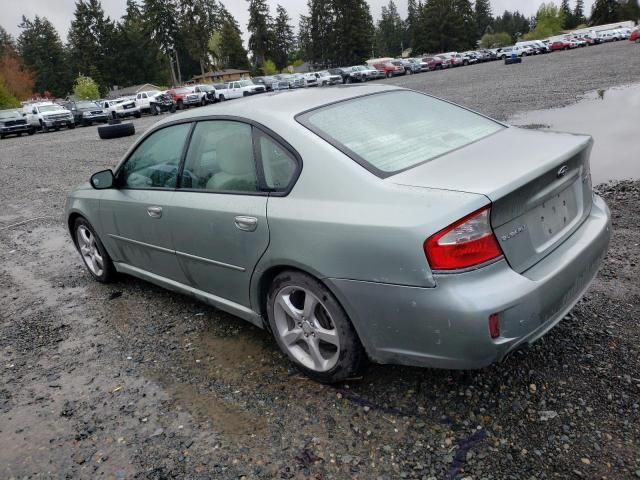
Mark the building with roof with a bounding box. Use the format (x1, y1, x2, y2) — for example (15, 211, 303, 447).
(107, 83, 161, 99)
(190, 69, 250, 84)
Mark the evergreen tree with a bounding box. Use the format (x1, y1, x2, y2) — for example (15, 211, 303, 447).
(492, 10, 531, 42)
(475, 0, 493, 38)
(180, 0, 220, 77)
(308, 0, 334, 67)
(590, 0, 620, 24)
(18, 15, 71, 97)
(0, 26, 14, 58)
(405, 0, 419, 49)
(219, 18, 250, 69)
(247, 0, 273, 70)
(376, 1, 404, 57)
(618, 0, 640, 21)
(297, 14, 313, 62)
(272, 5, 295, 70)
(332, 0, 374, 65)
(561, 0, 576, 28)
(414, 0, 475, 53)
(114, 0, 169, 87)
(574, 0, 587, 25)
(67, 0, 117, 93)
(144, 0, 180, 84)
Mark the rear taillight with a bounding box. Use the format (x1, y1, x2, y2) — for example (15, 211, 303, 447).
(424, 206, 503, 271)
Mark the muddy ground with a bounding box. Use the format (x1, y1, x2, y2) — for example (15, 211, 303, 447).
(1, 41, 639, 479)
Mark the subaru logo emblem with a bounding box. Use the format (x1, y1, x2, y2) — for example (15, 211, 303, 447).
(557, 165, 569, 178)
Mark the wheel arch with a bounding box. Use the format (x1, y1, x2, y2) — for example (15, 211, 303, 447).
(251, 263, 372, 357)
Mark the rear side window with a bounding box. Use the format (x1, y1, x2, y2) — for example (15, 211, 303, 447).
(259, 135, 297, 191)
(298, 91, 504, 177)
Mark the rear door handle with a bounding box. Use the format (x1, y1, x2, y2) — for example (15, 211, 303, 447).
(147, 206, 163, 218)
(234, 216, 258, 232)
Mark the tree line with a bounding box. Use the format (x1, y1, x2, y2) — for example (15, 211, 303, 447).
(0, 0, 639, 107)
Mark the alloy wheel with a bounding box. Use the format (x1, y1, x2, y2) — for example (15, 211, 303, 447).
(76, 225, 104, 277)
(273, 286, 340, 372)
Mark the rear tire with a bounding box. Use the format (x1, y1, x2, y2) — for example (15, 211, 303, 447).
(266, 271, 367, 383)
(73, 217, 115, 283)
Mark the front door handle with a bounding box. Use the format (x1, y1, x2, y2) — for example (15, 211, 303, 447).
(147, 206, 163, 219)
(234, 216, 258, 232)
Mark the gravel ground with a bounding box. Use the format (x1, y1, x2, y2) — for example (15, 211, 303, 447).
(0, 40, 639, 479)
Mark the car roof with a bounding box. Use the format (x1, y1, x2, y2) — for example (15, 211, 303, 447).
(156, 84, 403, 129)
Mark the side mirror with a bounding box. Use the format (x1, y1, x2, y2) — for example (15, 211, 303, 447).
(90, 169, 115, 190)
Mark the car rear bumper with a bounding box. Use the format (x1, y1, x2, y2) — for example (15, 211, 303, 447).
(327, 194, 611, 369)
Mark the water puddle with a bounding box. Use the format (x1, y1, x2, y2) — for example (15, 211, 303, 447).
(510, 83, 640, 185)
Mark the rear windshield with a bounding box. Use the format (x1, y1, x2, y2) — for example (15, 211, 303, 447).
(298, 91, 504, 177)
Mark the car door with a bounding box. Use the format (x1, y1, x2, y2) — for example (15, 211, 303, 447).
(169, 120, 299, 310)
(99, 122, 192, 283)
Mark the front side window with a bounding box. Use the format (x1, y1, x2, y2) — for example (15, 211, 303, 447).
(121, 123, 191, 188)
(299, 91, 504, 177)
(181, 121, 258, 193)
(259, 135, 297, 191)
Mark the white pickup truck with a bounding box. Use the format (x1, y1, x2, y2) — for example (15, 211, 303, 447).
(135, 90, 175, 115)
(223, 80, 266, 100)
(23, 102, 75, 132)
(101, 98, 141, 119)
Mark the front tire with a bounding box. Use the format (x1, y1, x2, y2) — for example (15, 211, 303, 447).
(74, 217, 115, 283)
(266, 271, 366, 383)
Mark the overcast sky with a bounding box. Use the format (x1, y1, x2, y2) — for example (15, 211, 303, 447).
(1, 0, 596, 43)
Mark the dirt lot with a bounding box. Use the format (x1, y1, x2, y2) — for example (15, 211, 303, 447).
(1, 41, 639, 479)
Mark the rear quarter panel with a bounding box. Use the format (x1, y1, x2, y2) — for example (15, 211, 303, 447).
(255, 122, 488, 288)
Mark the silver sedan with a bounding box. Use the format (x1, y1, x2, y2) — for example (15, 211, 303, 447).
(66, 85, 611, 382)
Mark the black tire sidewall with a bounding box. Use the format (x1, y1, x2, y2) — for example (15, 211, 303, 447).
(266, 271, 366, 383)
(73, 217, 115, 283)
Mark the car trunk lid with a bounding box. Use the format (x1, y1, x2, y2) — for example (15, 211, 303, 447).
(389, 127, 593, 273)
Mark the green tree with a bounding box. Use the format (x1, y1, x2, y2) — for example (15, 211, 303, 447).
(404, 0, 420, 49)
(261, 59, 278, 75)
(574, 0, 587, 25)
(376, 1, 404, 57)
(0, 26, 14, 58)
(493, 10, 531, 42)
(218, 18, 250, 69)
(247, 0, 273, 69)
(332, 0, 374, 65)
(144, 0, 180, 84)
(180, 0, 220, 77)
(414, 0, 475, 54)
(67, 0, 117, 93)
(114, 0, 169, 87)
(560, 0, 575, 28)
(18, 15, 71, 97)
(0, 78, 21, 108)
(73, 75, 100, 99)
(308, 0, 335, 67)
(272, 5, 295, 70)
(296, 14, 312, 61)
(479, 31, 512, 48)
(475, 0, 493, 38)
(523, 3, 565, 39)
